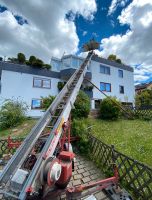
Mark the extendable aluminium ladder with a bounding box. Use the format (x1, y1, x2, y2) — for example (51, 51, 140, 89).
(0, 51, 94, 199)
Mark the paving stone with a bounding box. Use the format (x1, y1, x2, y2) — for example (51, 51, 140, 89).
(82, 177, 91, 183)
(90, 174, 99, 180)
(77, 168, 85, 174)
(94, 191, 107, 200)
(72, 170, 78, 175)
(83, 171, 90, 177)
(73, 179, 81, 186)
(78, 164, 84, 169)
(89, 169, 97, 175)
(74, 174, 82, 180)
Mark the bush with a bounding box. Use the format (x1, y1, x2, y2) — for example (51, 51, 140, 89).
(57, 82, 66, 91)
(0, 99, 28, 130)
(72, 119, 90, 154)
(41, 95, 55, 110)
(100, 97, 121, 120)
(72, 90, 90, 118)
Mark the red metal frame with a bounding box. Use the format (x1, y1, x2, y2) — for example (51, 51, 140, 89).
(7, 136, 22, 149)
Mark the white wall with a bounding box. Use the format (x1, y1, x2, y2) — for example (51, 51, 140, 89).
(0, 70, 60, 117)
(90, 60, 135, 104)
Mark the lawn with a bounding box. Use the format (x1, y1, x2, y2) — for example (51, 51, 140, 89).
(75, 118, 152, 167)
(0, 118, 37, 138)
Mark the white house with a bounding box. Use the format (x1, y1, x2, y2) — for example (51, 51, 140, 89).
(0, 54, 135, 117)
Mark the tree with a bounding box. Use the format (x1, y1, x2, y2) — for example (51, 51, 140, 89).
(135, 89, 152, 107)
(17, 53, 26, 64)
(0, 57, 3, 61)
(72, 90, 91, 118)
(32, 58, 44, 68)
(108, 54, 122, 64)
(116, 58, 122, 64)
(29, 55, 37, 65)
(108, 54, 117, 61)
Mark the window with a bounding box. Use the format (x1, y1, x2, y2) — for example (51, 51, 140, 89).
(119, 85, 124, 94)
(100, 82, 111, 92)
(118, 69, 123, 78)
(33, 77, 51, 89)
(100, 65, 110, 75)
(31, 99, 42, 109)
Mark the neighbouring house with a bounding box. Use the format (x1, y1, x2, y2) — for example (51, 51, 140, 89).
(135, 82, 152, 94)
(0, 54, 135, 117)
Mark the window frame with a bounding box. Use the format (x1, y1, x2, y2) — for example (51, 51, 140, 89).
(118, 69, 123, 78)
(33, 77, 51, 89)
(119, 85, 124, 94)
(100, 82, 111, 92)
(100, 65, 110, 75)
(31, 99, 42, 110)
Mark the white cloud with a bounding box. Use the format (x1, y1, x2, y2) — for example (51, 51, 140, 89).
(0, 0, 97, 63)
(108, 0, 129, 16)
(101, 0, 152, 83)
(83, 31, 87, 36)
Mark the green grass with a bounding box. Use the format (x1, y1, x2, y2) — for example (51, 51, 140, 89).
(0, 118, 37, 138)
(76, 118, 152, 167)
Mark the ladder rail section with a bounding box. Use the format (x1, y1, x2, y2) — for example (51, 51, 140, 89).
(0, 51, 93, 199)
(19, 52, 93, 199)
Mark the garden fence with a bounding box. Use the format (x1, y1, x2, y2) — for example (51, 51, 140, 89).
(88, 134, 152, 200)
(125, 105, 152, 119)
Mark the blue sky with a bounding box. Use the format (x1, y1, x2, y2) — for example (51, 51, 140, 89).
(0, 0, 151, 84)
(74, 0, 131, 50)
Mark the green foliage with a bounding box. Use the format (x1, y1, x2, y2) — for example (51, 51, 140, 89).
(83, 85, 93, 91)
(41, 95, 55, 110)
(100, 97, 121, 120)
(108, 54, 122, 64)
(29, 55, 37, 65)
(8, 57, 18, 63)
(72, 119, 90, 154)
(72, 90, 91, 118)
(57, 82, 66, 91)
(108, 54, 117, 61)
(0, 99, 28, 130)
(135, 89, 152, 106)
(17, 53, 26, 64)
(116, 58, 122, 64)
(32, 58, 44, 68)
(43, 64, 51, 70)
(0, 57, 3, 61)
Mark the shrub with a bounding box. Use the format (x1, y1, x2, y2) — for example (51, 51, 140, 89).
(72, 119, 90, 154)
(100, 97, 121, 120)
(41, 95, 55, 110)
(72, 90, 91, 118)
(0, 99, 28, 129)
(17, 53, 26, 64)
(57, 82, 66, 91)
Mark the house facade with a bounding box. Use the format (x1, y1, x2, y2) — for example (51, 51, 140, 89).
(0, 54, 135, 117)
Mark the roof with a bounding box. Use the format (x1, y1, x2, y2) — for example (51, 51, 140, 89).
(135, 82, 152, 90)
(0, 61, 60, 79)
(91, 55, 134, 72)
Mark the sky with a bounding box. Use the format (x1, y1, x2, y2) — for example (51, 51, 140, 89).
(0, 0, 152, 85)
